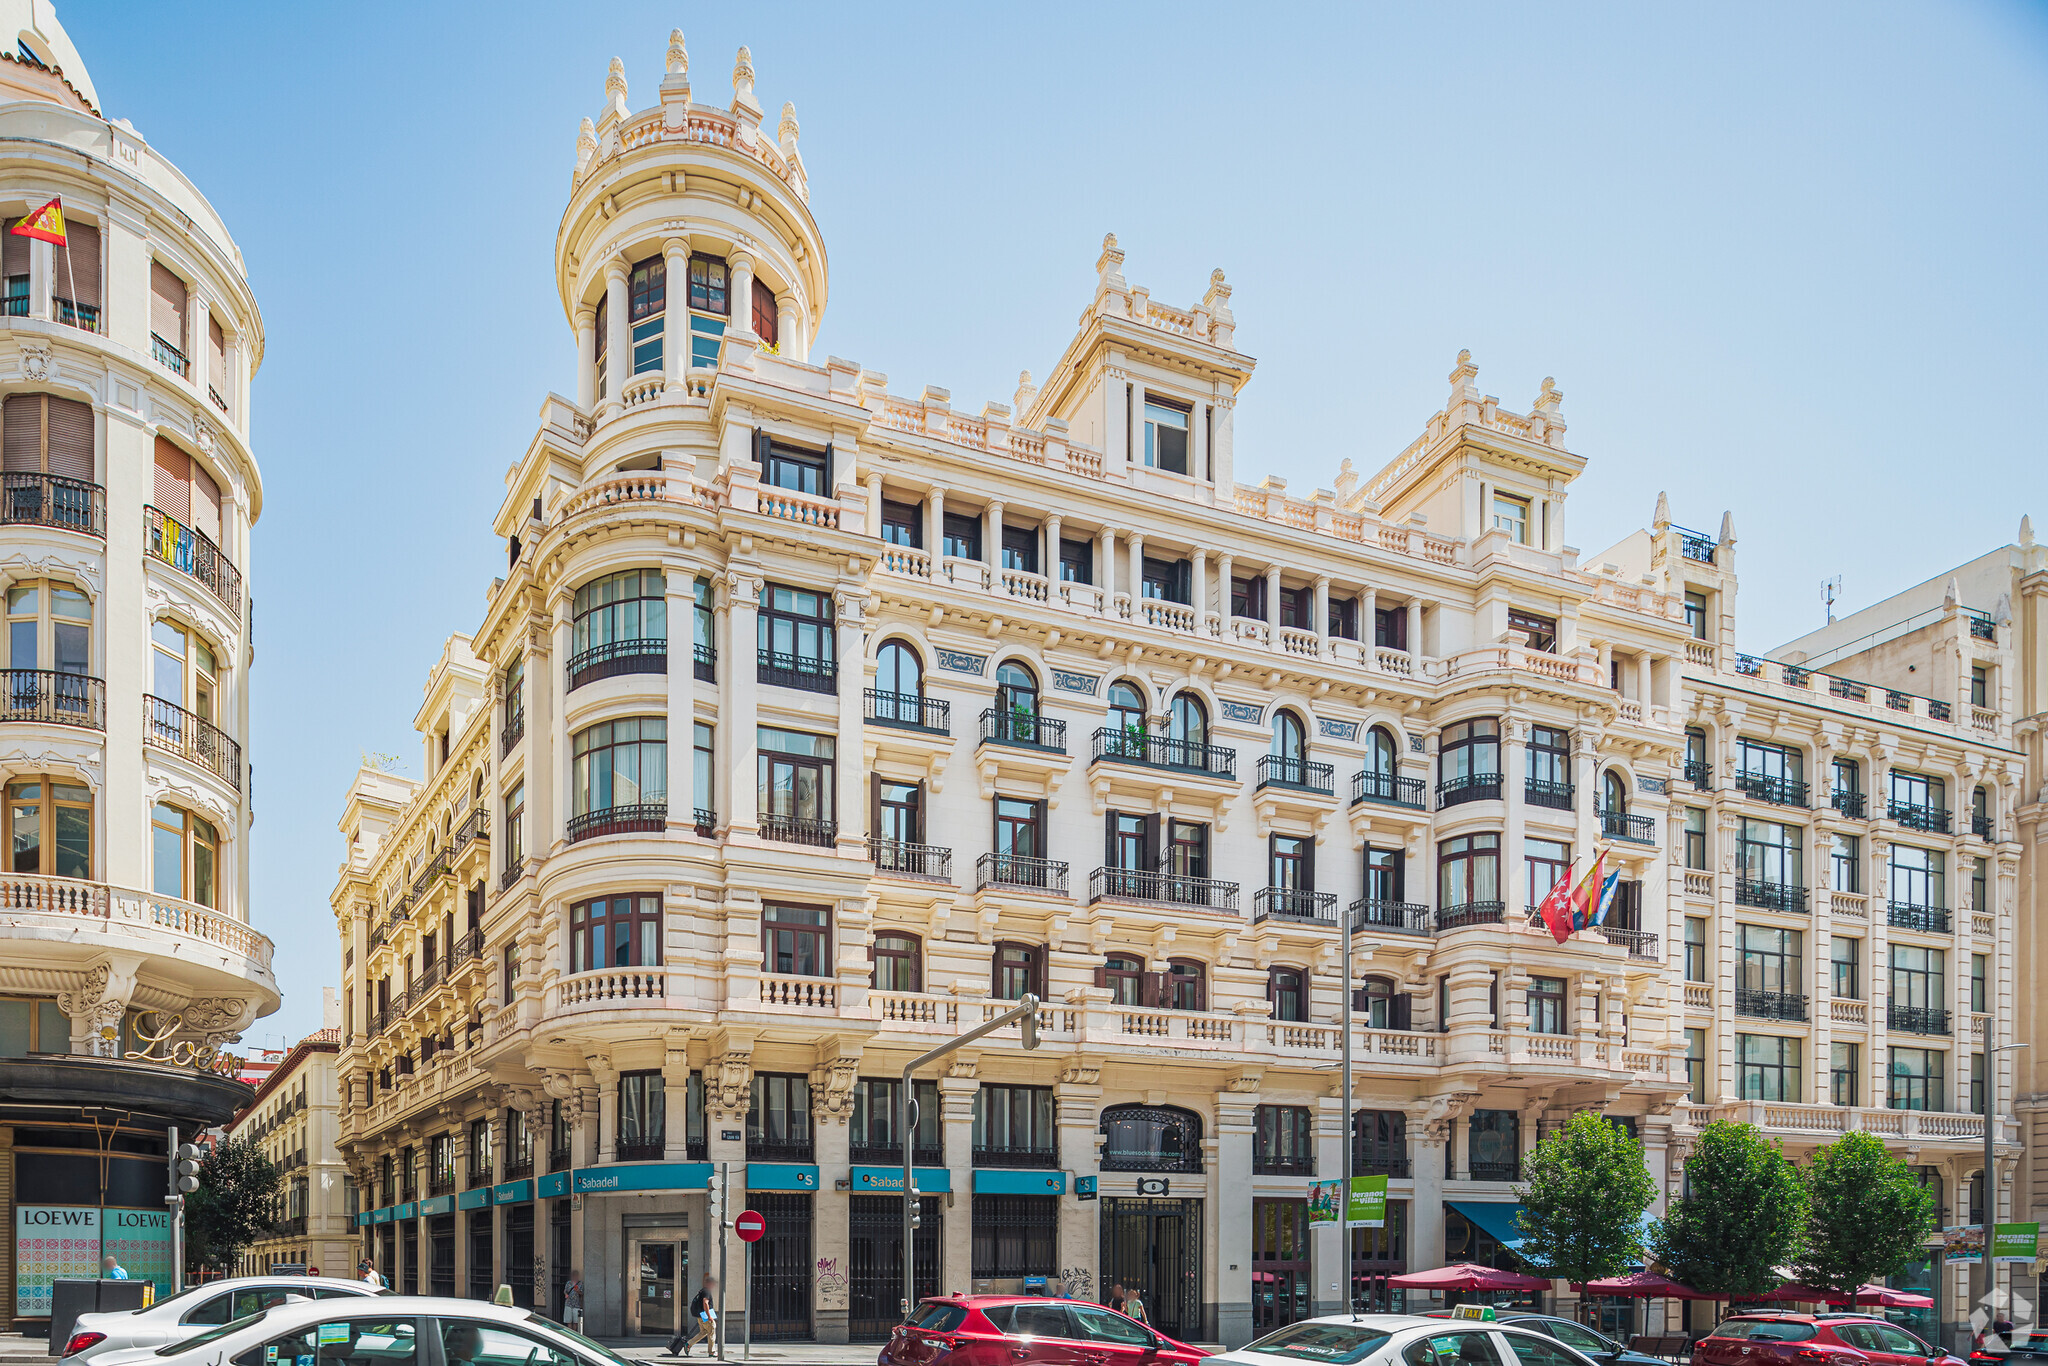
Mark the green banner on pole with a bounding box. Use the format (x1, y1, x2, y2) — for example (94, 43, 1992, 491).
(1347, 1174, 1388, 1229)
(1993, 1223, 2040, 1263)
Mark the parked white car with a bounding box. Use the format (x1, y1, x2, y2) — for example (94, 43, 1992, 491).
(62, 1277, 382, 1364)
(1206, 1314, 1613, 1366)
(84, 1296, 631, 1366)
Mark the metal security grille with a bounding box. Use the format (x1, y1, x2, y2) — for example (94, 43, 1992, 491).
(748, 1193, 814, 1341)
(1100, 1198, 1204, 1343)
(505, 1205, 536, 1309)
(430, 1215, 456, 1297)
(399, 1220, 418, 1294)
(848, 1195, 940, 1341)
(468, 1210, 495, 1300)
(971, 1194, 1057, 1278)
(550, 1202, 572, 1319)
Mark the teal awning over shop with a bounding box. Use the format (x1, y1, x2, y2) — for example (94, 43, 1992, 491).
(1448, 1200, 1530, 1249)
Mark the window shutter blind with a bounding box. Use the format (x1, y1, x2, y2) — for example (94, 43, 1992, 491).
(1, 221, 26, 278)
(149, 262, 187, 344)
(1392, 993, 1413, 1031)
(66, 221, 101, 308)
(752, 427, 768, 467)
(45, 396, 93, 481)
(189, 458, 222, 542)
(1141, 972, 1164, 1009)
(751, 278, 777, 344)
(990, 941, 1011, 996)
(152, 436, 190, 520)
(3, 394, 40, 472)
(1140, 814, 1160, 867)
(209, 316, 226, 386)
(1092, 964, 1107, 990)
(822, 442, 834, 491)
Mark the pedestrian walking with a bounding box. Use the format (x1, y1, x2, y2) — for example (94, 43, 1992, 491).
(100, 1256, 128, 1280)
(669, 1277, 716, 1356)
(563, 1273, 583, 1329)
(1107, 1282, 1127, 1315)
(359, 1260, 386, 1289)
(1123, 1287, 1148, 1325)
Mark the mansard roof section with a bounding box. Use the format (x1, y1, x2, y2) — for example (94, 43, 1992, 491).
(1024, 233, 1255, 434)
(1347, 349, 1582, 528)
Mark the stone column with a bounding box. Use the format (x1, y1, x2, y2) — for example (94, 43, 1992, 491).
(1129, 379, 1148, 464)
(811, 1056, 854, 1343)
(1097, 527, 1115, 614)
(1191, 549, 1209, 624)
(590, 1054, 619, 1165)
(834, 588, 866, 850)
(1504, 718, 1528, 916)
(601, 259, 629, 416)
(704, 1048, 754, 1336)
(662, 239, 690, 389)
(1314, 576, 1331, 653)
(1217, 554, 1235, 625)
(451, 1127, 471, 1297)
(1214, 1088, 1258, 1348)
(1406, 600, 1423, 662)
(927, 487, 947, 566)
(728, 251, 757, 339)
(1056, 1066, 1103, 1302)
(984, 500, 1006, 583)
(864, 471, 884, 536)
(1361, 589, 1379, 662)
(776, 293, 798, 360)
(1045, 514, 1064, 585)
(1265, 565, 1282, 635)
(574, 308, 596, 410)
(723, 573, 759, 833)
(1574, 731, 1600, 860)
(938, 1068, 978, 1296)
(1408, 1108, 1448, 1277)
(663, 1042, 693, 1161)
(1637, 653, 1654, 709)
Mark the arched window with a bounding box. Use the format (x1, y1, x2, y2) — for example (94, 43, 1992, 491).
(1108, 680, 1146, 733)
(1357, 725, 1400, 804)
(1268, 709, 1309, 787)
(1268, 966, 1307, 1023)
(6, 776, 92, 878)
(871, 933, 921, 992)
(1602, 770, 1629, 815)
(1169, 692, 1208, 748)
(1972, 785, 1990, 838)
(1101, 954, 1145, 1006)
(1168, 959, 1206, 1011)
(872, 640, 926, 726)
(1357, 975, 1412, 1031)
(151, 801, 217, 907)
(1099, 1104, 1203, 1173)
(992, 661, 1042, 744)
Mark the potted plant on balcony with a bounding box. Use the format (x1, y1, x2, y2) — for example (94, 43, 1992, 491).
(1010, 701, 1038, 745)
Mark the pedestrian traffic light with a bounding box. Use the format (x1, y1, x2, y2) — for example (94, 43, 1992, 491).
(174, 1144, 201, 1194)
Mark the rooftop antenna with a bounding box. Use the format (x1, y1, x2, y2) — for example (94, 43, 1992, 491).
(1822, 575, 1842, 625)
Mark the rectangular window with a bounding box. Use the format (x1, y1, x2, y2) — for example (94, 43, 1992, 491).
(1166, 818, 1208, 879)
(1437, 833, 1500, 919)
(992, 943, 1043, 1001)
(1973, 857, 1988, 916)
(1888, 944, 1945, 1011)
(1831, 936, 1860, 1000)
(1140, 555, 1189, 604)
(1684, 591, 1709, 640)
(1278, 585, 1312, 631)
(880, 498, 922, 549)
(994, 797, 1043, 862)
(1000, 525, 1039, 574)
(1328, 596, 1358, 640)
(756, 584, 835, 691)
(1374, 606, 1407, 650)
(687, 254, 729, 314)
(1888, 770, 1947, 825)
(1831, 1042, 1859, 1107)
(941, 512, 981, 561)
(1737, 1034, 1801, 1102)
(1506, 609, 1557, 653)
(1971, 954, 1987, 1014)
(1525, 838, 1570, 910)
(628, 255, 665, 373)
(1526, 725, 1571, 805)
(1491, 493, 1530, 543)
(1737, 923, 1802, 997)
(1467, 1110, 1519, 1181)
(1252, 1106, 1315, 1174)
(1675, 807, 1705, 872)
(504, 781, 525, 867)
(1142, 397, 1190, 475)
(761, 439, 827, 496)
(1269, 833, 1311, 892)
(1831, 834, 1861, 894)
(1972, 665, 1989, 708)
(1685, 1028, 1707, 1104)
(692, 723, 713, 829)
(1971, 1053, 1985, 1116)
(973, 1084, 1055, 1161)
(849, 1077, 940, 1157)
(1888, 1048, 1945, 1111)
(502, 944, 519, 1005)
(1231, 574, 1267, 621)
(1527, 976, 1567, 1035)
(1888, 844, 1945, 909)
(1684, 918, 1707, 983)
(1364, 845, 1404, 905)
(748, 1073, 813, 1156)
(1058, 537, 1092, 585)
(1832, 757, 1862, 813)
(570, 717, 666, 819)
(876, 779, 922, 847)
(762, 903, 831, 977)
(1738, 818, 1804, 891)
(617, 1069, 665, 1156)
(8, 778, 92, 879)
(568, 894, 662, 973)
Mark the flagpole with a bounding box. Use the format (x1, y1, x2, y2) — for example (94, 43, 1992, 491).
(61, 236, 75, 327)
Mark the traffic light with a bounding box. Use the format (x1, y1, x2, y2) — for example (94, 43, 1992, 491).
(1020, 1000, 1040, 1051)
(706, 1185, 723, 1226)
(908, 1188, 921, 1227)
(174, 1144, 201, 1195)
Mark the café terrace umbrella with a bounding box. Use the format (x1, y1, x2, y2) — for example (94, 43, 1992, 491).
(1389, 1263, 1554, 1293)
(1758, 1283, 1937, 1308)
(1578, 1271, 1716, 1300)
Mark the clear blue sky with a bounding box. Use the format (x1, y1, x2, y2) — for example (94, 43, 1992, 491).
(59, 2, 2048, 1048)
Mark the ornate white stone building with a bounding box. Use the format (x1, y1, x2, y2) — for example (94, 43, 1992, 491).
(0, 0, 275, 1327)
(330, 32, 2019, 1350)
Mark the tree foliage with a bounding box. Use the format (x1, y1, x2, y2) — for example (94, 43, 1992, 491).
(1515, 1110, 1659, 1291)
(1652, 1120, 1808, 1299)
(185, 1136, 280, 1271)
(1793, 1130, 1936, 1297)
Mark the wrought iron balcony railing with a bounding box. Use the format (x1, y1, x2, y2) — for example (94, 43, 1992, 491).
(1252, 887, 1337, 924)
(1525, 778, 1574, 811)
(972, 1144, 1058, 1169)
(851, 1142, 945, 1168)
(693, 643, 716, 682)
(1437, 900, 1506, 930)
(761, 813, 837, 848)
(1251, 1151, 1316, 1177)
(0, 670, 103, 730)
(1887, 902, 1952, 934)
(1598, 926, 1661, 960)
(869, 837, 951, 880)
(746, 1138, 814, 1162)
(865, 688, 950, 733)
(1257, 754, 1334, 794)
(144, 696, 241, 787)
(1887, 1004, 1951, 1035)
(1351, 898, 1431, 936)
(1436, 772, 1503, 807)
(1468, 1161, 1521, 1182)
(1888, 800, 1951, 834)
(1599, 808, 1657, 845)
(976, 852, 1068, 895)
(1091, 726, 1236, 779)
(1735, 988, 1808, 1022)
(566, 802, 666, 843)
(145, 506, 242, 612)
(1736, 771, 1809, 808)
(1090, 866, 1239, 913)
(1832, 789, 1866, 818)
(1352, 770, 1427, 809)
(1684, 760, 1713, 791)
(566, 637, 666, 690)
(1972, 814, 1996, 841)
(979, 707, 1065, 752)
(151, 331, 189, 376)
(3, 473, 103, 536)
(1674, 527, 1716, 563)
(758, 649, 836, 694)
(693, 808, 715, 838)
(500, 710, 525, 755)
(1736, 878, 1809, 914)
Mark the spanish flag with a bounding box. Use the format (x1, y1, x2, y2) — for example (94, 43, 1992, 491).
(12, 196, 65, 246)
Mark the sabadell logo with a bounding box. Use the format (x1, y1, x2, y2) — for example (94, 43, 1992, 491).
(581, 1175, 621, 1190)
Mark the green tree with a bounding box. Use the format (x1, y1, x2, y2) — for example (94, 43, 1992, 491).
(1652, 1120, 1808, 1300)
(1515, 1110, 1659, 1299)
(1792, 1130, 1935, 1298)
(185, 1136, 281, 1272)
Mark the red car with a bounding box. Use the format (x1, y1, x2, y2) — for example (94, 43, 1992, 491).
(879, 1295, 1208, 1366)
(1692, 1313, 1964, 1366)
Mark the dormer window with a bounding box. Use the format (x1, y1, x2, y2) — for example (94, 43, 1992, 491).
(688, 255, 729, 315)
(1491, 492, 1530, 543)
(1142, 397, 1191, 475)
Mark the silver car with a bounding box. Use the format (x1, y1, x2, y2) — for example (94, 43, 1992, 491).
(86, 1296, 633, 1366)
(1208, 1314, 1613, 1366)
(63, 1277, 382, 1363)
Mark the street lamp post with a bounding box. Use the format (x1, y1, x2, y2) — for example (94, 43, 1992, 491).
(1342, 905, 1354, 1318)
(1978, 1022, 2027, 1336)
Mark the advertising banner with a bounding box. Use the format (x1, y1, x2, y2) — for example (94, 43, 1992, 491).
(1993, 1223, 2041, 1264)
(1307, 1180, 1341, 1227)
(1307, 1176, 1387, 1229)
(102, 1208, 175, 1299)
(1943, 1225, 1986, 1265)
(15, 1206, 100, 1317)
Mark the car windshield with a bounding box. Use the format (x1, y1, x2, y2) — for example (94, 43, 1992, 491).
(525, 1316, 637, 1366)
(1243, 1323, 1394, 1364)
(1736, 1324, 1816, 1343)
(158, 1311, 268, 1354)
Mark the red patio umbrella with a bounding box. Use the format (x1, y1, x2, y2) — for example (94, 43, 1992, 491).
(1756, 1284, 1837, 1303)
(1390, 1263, 1553, 1293)
(1852, 1284, 1934, 1308)
(1578, 1271, 1716, 1300)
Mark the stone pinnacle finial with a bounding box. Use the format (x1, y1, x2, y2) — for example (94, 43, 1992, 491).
(606, 56, 627, 104)
(1450, 349, 1478, 390)
(2020, 514, 2035, 547)
(1944, 577, 1961, 610)
(733, 45, 758, 108)
(1014, 369, 1039, 414)
(1653, 491, 1671, 532)
(1719, 510, 1736, 545)
(779, 101, 800, 149)
(667, 29, 688, 75)
(575, 116, 597, 171)
(1095, 233, 1126, 285)
(1335, 458, 1358, 502)
(1534, 376, 1562, 414)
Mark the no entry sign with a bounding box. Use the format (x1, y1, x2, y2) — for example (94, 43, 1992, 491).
(735, 1209, 766, 1242)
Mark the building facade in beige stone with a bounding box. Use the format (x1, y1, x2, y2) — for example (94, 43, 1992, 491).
(329, 31, 2019, 1351)
(229, 1028, 357, 1278)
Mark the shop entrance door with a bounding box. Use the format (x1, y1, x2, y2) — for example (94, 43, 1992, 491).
(630, 1232, 689, 1337)
(1252, 1199, 1311, 1333)
(1099, 1198, 1203, 1343)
